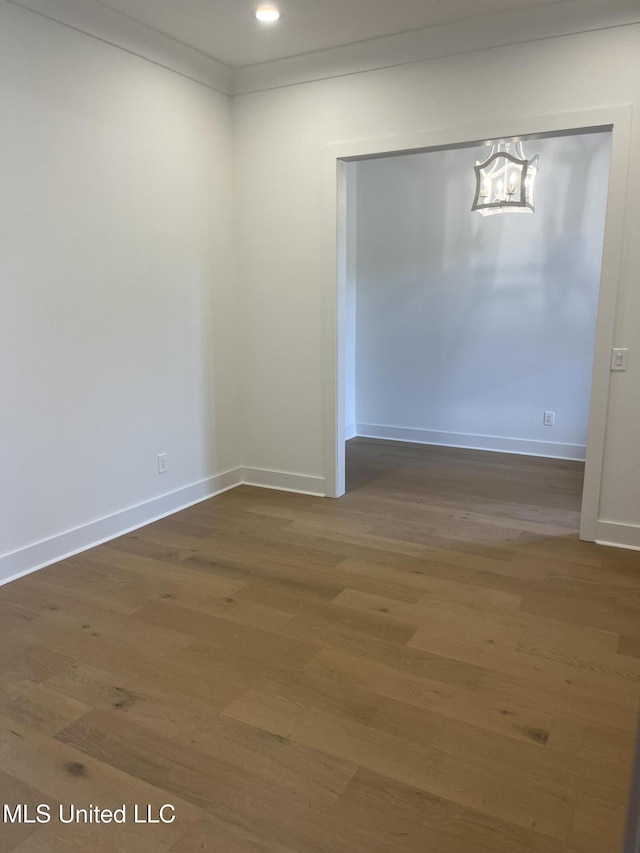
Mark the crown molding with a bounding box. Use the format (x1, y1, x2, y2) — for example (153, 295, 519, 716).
(232, 0, 640, 95)
(4, 0, 233, 95)
(5, 0, 640, 99)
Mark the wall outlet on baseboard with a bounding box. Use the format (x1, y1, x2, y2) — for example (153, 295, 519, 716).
(543, 411, 555, 426)
(157, 452, 167, 474)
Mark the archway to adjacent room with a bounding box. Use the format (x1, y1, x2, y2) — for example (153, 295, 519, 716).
(324, 107, 632, 542)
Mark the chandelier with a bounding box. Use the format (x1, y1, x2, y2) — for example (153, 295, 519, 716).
(472, 140, 539, 216)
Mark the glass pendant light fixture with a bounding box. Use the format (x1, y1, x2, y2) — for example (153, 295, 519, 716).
(472, 139, 539, 216)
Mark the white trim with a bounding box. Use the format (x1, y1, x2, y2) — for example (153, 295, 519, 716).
(5, 0, 232, 94)
(345, 423, 357, 441)
(597, 541, 640, 553)
(579, 107, 634, 540)
(354, 424, 586, 461)
(595, 521, 640, 551)
(0, 468, 242, 586)
(328, 158, 349, 499)
(232, 0, 640, 95)
(0, 465, 327, 586)
(6, 0, 638, 99)
(241, 467, 326, 497)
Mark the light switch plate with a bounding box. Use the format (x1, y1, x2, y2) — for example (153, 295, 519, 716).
(611, 348, 628, 371)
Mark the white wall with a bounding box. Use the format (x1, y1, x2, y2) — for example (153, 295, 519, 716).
(352, 133, 611, 460)
(0, 2, 239, 581)
(233, 24, 640, 545)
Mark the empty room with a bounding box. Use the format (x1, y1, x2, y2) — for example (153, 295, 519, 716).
(1, 1, 640, 851)
(343, 130, 610, 545)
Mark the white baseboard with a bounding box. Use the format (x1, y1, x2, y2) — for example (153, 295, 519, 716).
(0, 468, 243, 587)
(241, 467, 326, 497)
(595, 521, 640, 552)
(355, 423, 586, 461)
(18, 455, 640, 586)
(345, 423, 357, 440)
(0, 465, 327, 586)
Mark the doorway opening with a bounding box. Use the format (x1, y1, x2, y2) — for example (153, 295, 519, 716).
(330, 119, 625, 543)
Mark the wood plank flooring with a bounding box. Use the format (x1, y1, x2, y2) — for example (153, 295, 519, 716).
(1, 438, 639, 852)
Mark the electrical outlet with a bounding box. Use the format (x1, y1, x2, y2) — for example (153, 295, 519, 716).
(543, 411, 555, 427)
(157, 453, 167, 474)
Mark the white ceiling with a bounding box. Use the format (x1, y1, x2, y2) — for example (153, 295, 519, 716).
(95, 0, 570, 68)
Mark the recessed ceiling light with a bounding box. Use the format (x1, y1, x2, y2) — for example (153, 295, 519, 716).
(255, 5, 281, 23)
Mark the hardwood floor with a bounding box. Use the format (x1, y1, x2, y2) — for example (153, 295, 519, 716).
(1, 437, 639, 852)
